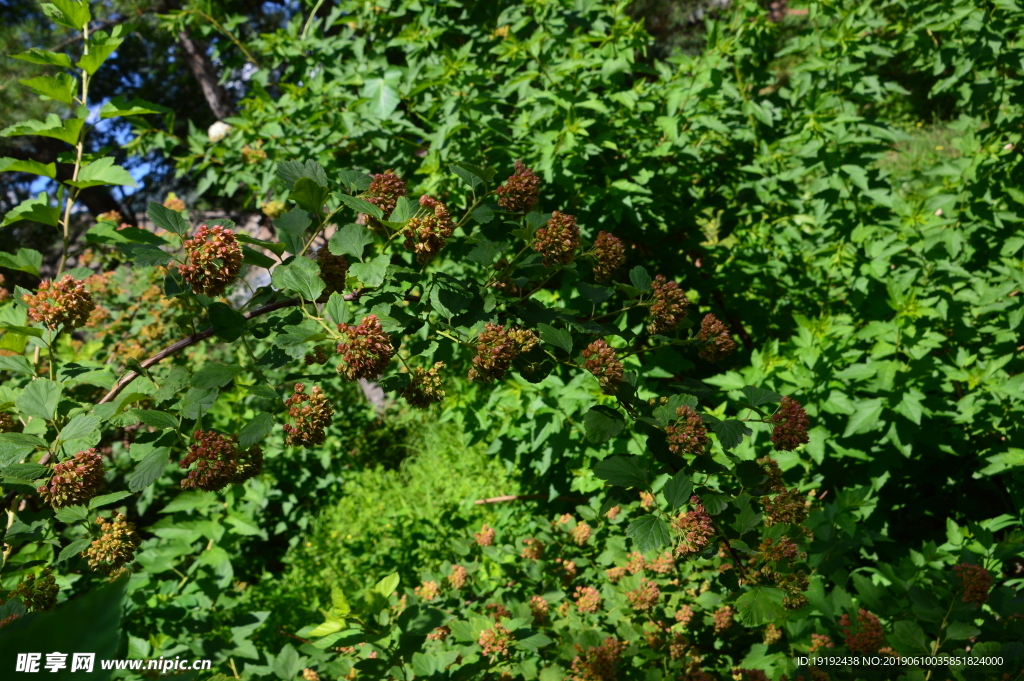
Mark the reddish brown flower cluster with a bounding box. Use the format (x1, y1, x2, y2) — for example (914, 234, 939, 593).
(478, 622, 512, 658)
(163, 194, 186, 211)
(364, 170, 407, 230)
(282, 384, 334, 447)
(37, 448, 105, 508)
(448, 564, 468, 589)
(763, 487, 809, 527)
(666, 405, 708, 456)
(675, 605, 694, 626)
(648, 552, 675, 574)
(810, 633, 834, 652)
(316, 247, 349, 294)
(335, 315, 395, 380)
(763, 623, 783, 645)
(529, 595, 549, 623)
(475, 524, 496, 547)
(840, 609, 885, 654)
(568, 637, 624, 681)
(495, 160, 541, 213)
(640, 491, 656, 510)
(605, 566, 627, 582)
(23, 274, 96, 330)
(954, 562, 992, 605)
(771, 396, 810, 451)
(8, 569, 58, 612)
(0, 412, 16, 433)
(695, 313, 736, 362)
(178, 224, 242, 296)
(84, 513, 141, 574)
(486, 602, 512, 621)
(574, 585, 602, 613)
(592, 231, 626, 283)
(581, 340, 624, 395)
(0, 273, 9, 302)
(521, 538, 545, 560)
(179, 430, 263, 491)
(571, 522, 592, 546)
(647, 275, 690, 334)
(427, 626, 450, 642)
(673, 496, 715, 557)
(468, 323, 538, 382)
(627, 578, 661, 611)
(605, 505, 620, 520)
(400, 362, 446, 408)
(533, 211, 579, 266)
(714, 605, 734, 633)
(304, 345, 330, 366)
(414, 580, 439, 601)
(626, 551, 646, 574)
(736, 670, 770, 681)
(759, 536, 801, 563)
(403, 195, 455, 263)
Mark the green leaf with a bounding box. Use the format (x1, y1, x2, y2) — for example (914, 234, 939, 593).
(271, 257, 326, 301)
(0, 157, 56, 180)
(709, 419, 752, 449)
(116, 243, 172, 267)
(450, 163, 485, 189)
(626, 515, 672, 554)
(54, 505, 88, 524)
(429, 276, 471, 319)
(338, 193, 384, 220)
(325, 292, 350, 326)
(374, 572, 400, 598)
(629, 266, 652, 292)
(58, 414, 99, 442)
(42, 0, 91, 29)
(944, 621, 981, 640)
(0, 355, 34, 375)
(131, 410, 178, 429)
(0, 248, 44, 275)
(307, 620, 344, 638)
(329, 224, 374, 260)
(239, 412, 274, 449)
(147, 201, 188, 235)
(390, 196, 414, 223)
(0, 433, 47, 470)
(537, 323, 572, 354)
(0, 114, 84, 145)
(2, 192, 60, 227)
(57, 537, 92, 562)
(191, 364, 244, 389)
(17, 378, 61, 420)
(66, 157, 137, 189)
(843, 398, 885, 436)
(20, 73, 76, 105)
(337, 169, 372, 193)
(77, 35, 123, 75)
(277, 160, 327, 189)
(663, 470, 693, 509)
(0, 322, 44, 338)
(290, 177, 329, 214)
(88, 491, 133, 509)
(100, 96, 170, 119)
(11, 48, 72, 68)
(740, 385, 783, 407)
(361, 78, 401, 119)
(349, 253, 390, 288)
(592, 455, 647, 488)
(397, 605, 446, 636)
(208, 302, 247, 342)
(127, 447, 170, 493)
(734, 587, 786, 625)
(275, 208, 310, 255)
(891, 620, 929, 653)
(236, 233, 286, 256)
(583, 405, 624, 443)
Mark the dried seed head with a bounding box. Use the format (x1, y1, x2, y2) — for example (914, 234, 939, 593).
(695, 313, 736, 362)
(282, 384, 334, 447)
(646, 275, 689, 335)
(581, 340, 624, 395)
(179, 430, 263, 491)
(335, 314, 395, 380)
(84, 513, 141, 574)
(365, 170, 407, 232)
(403, 195, 455, 263)
(37, 448, 105, 509)
(533, 211, 579, 266)
(401, 362, 446, 408)
(770, 396, 810, 451)
(592, 231, 626, 283)
(469, 323, 538, 382)
(495, 160, 541, 213)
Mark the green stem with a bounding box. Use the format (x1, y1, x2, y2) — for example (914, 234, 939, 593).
(300, 0, 327, 40)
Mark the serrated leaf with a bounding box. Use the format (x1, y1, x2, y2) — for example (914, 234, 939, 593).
(59, 414, 99, 442)
(54, 505, 88, 524)
(277, 160, 328, 190)
(537, 323, 572, 354)
(592, 455, 647, 488)
(116, 243, 172, 267)
(583, 405, 624, 443)
(1, 114, 84, 146)
(20, 74, 76, 105)
(361, 78, 400, 119)
(290, 177, 329, 214)
(88, 491, 132, 509)
(0, 433, 47, 470)
(274, 208, 310, 255)
(740, 385, 783, 407)
(147, 201, 188, 235)
(11, 48, 72, 68)
(0, 248, 44, 275)
(337, 169, 372, 193)
(100, 96, 170, 119)
(629, 266, 652, 292)
(944, 621, 980, 640)
(242, 245, 276, 269)
(2, 192, 60, 227)
(891, 620, 929, 653)
(42, 0, 90, 30)
(734, 587, 786, 625)
(66, 157, 137, 189)
(17, 379, 61, 420)
(77, 35, 123, 75)
(329, 224, 374, 260)
(389, 196, 414, 223)
(191, 364, 243, 389)
(709, 419, 752, 449)
(338, 194, 383, 220)
(271, 257, 325, 301)
(0, 322, 43, 338)
(127, 447, 169, 492)
(663, 470, 693, 509)
(57, 538, 92, 562)
(131, 410, 178, 429)
(626, 515, 671, 554)
(0, 355, 34, 375)
(325, 292, 350, 325)
(239, 412, 274, 449)
(349, 253, 389, 288)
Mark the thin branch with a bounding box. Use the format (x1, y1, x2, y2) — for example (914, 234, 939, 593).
(474, 494, 588, 505)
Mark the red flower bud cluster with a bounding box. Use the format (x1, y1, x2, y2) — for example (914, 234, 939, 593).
(762, 487, 809, 527)
(282, 384, 334, 447)
(571, 522, 592, 546)
(605, 566, 627, 582)
(568, 637, 624, 681)
(648, 552, 675, 574)
(400, 362, 446, 408)
(626, 551, 646, 574)
(675, 605, 694, 626)
(178, 224, 243, 296)
(495, 160, 541, 213)
(533, 211, 579, 266)
(666, 405, 708, 456)
(335, 315, 395, 380)
(414, 580, 439, 601)
(179, 430, 263, 491)
(770, 396, 810, 451)
(574, 585, 602, 613)
(448, 564, 468, 589)
(647, 275, 690, 334)
(713, 605, 734, 633)
(427, 626, 450, 641)
(468, 323, 538, 382)
(84, 513, 141, 574)
(316, 247, 349, 294)
(163, 194, 186, 212)
(810, 633, 834, 652)
(759, 535, 801, 563)
(627, 578, 661, 610)
(764, 623, 783, 645)
(475, 524, 496, 546)
(840, 608, 884, 654)
(8, 569, 58, 612)
(581, 340, 624, 395)
(478, 622, 512, 659)
(695, 313, 736, 362)
(592, 231, 626, 283)
(521, 538, 544, 560)
(404, 195, 455, 263)
(673, 496, 715, 557)
(529, 595, 549, 624)
(305, 345, 330, 366)
(37, 448, 105, 508)
(23, 274, 96, 330)
(364, 170, 407, 231)
(954, 562, 992, 605)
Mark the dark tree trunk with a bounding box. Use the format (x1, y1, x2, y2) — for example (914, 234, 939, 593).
(177, 30, 237, 120)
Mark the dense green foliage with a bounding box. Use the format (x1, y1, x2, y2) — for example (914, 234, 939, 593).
(1, 0, 1023, 680)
